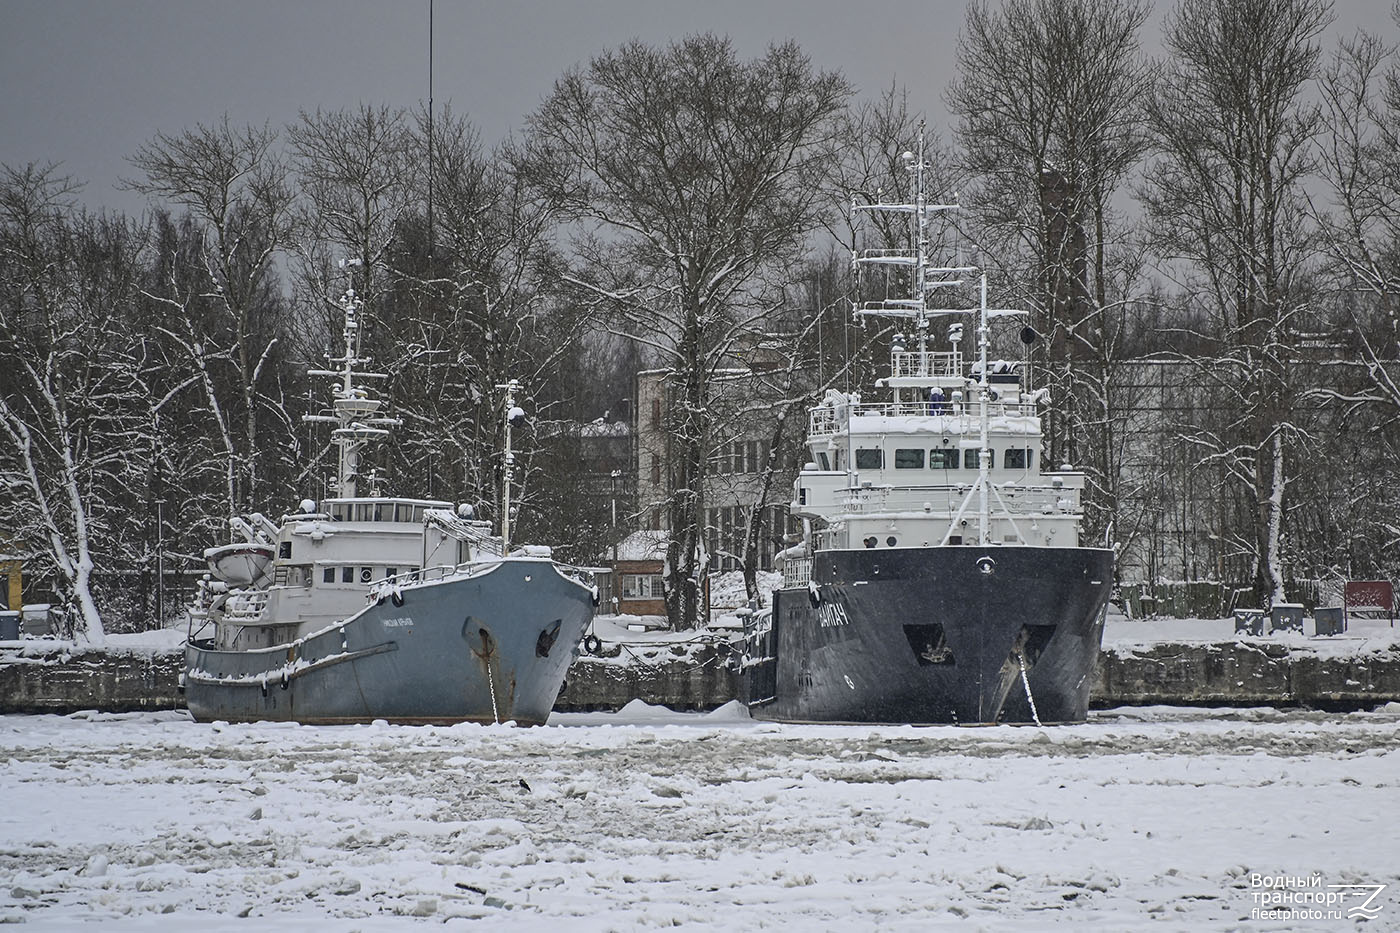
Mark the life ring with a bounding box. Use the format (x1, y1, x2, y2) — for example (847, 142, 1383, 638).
(583, 633, 602, 655)
(391, 591, 405, 608)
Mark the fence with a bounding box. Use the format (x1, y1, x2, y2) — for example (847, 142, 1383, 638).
(1118, 580, 1323, 619)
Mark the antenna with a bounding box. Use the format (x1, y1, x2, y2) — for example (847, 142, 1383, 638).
(303, 263, 399, 499)
(427, 0, 435, 260)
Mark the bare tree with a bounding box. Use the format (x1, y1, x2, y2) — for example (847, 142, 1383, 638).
(1142, 0, 1333, 604)
(289, 105, 415, 363)
(127, 117, 297, 516)
(0, 164, 148, 642)
(1316, 27, 1400, 408)
(1311, 20, 1400, 577)
(524, 35, 850, 628)
(947, 0, 1153, 551)
(380, 108, 585, 535)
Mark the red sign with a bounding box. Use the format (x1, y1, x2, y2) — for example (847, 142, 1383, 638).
(1344, 581, 1394, 612)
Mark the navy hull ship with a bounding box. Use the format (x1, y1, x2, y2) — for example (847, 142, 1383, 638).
(182, 288, 596, 726)
(741, 130, 1112, 725)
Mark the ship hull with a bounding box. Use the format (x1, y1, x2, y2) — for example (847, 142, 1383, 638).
(183, 559, 594, 726)
(745, 546, 1112, 725)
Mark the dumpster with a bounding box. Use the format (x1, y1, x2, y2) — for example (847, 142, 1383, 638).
(1233, 608, 1267, 636)
(1313, 606, 1345, 636)
(1271, 603, 1305, 634)
(0, 610, 19, 641)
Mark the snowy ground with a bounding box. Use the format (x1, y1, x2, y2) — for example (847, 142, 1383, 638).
(2, 703, 1398, 930)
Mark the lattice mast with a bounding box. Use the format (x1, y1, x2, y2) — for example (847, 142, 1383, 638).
(848, 123, 1024, 546)
(304, 278, 400, 500)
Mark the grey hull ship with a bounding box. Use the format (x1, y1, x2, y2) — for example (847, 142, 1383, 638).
(183, 289, 596, 726)
(741, 127, 1112, 725)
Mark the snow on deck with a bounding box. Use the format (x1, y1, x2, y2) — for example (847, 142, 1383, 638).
(0, 704, 1396, 929)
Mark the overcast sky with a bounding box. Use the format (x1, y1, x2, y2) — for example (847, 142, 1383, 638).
(2, 1, 1395, 218)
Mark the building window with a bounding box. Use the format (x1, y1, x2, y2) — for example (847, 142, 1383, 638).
(964, 449, 994, 469)
(930, 448, 959, 470)
(856, 448, 883, 470)
(651, 398, 661, 429)
(651, 455, 661, 486)
(895, 448, 925, 469)
(622, 573, 664, 599)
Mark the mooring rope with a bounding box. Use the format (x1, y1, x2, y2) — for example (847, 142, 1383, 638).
(485, 663, 500, 724)
(1017, 652, 1042, 727)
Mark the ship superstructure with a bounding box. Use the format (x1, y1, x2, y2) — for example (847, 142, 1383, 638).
(742, 128, 1113, 724)
(183, 288, 595, 725)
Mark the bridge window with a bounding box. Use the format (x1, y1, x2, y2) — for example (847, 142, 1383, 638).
(855, 448, 883, 470)
(322, 567, 335, 584)
(894, 449, 924, 469)
(930, 449, 959, 470)
(964, 449, 994, 469)
(816, 452, 831, 470)
(1005, 448, 1034, 470)
(341, 566, 354, 583)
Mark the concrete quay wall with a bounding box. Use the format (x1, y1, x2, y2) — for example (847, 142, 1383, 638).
(2, 641, 1398, 716)
(1093, 642, 1400, 710)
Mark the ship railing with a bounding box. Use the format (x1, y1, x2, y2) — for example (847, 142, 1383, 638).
(370, 556, 597, 603)
(220, 588, 269, 622)
(371, 559, 503, 599)
(782, 556, 813, 589)
(809, 399, 1040, 436)
(832, 483, 1081, 516)
(809, 407, 842, 437)
(891, 350, 962, 379)
(810, 526, 847, 551)
(848, 400, 1041, 420)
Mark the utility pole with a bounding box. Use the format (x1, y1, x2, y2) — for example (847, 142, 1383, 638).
(496, 379, 524, 553)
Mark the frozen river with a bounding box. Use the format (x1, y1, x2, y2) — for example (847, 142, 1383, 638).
(2, 702, 1397, 930)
